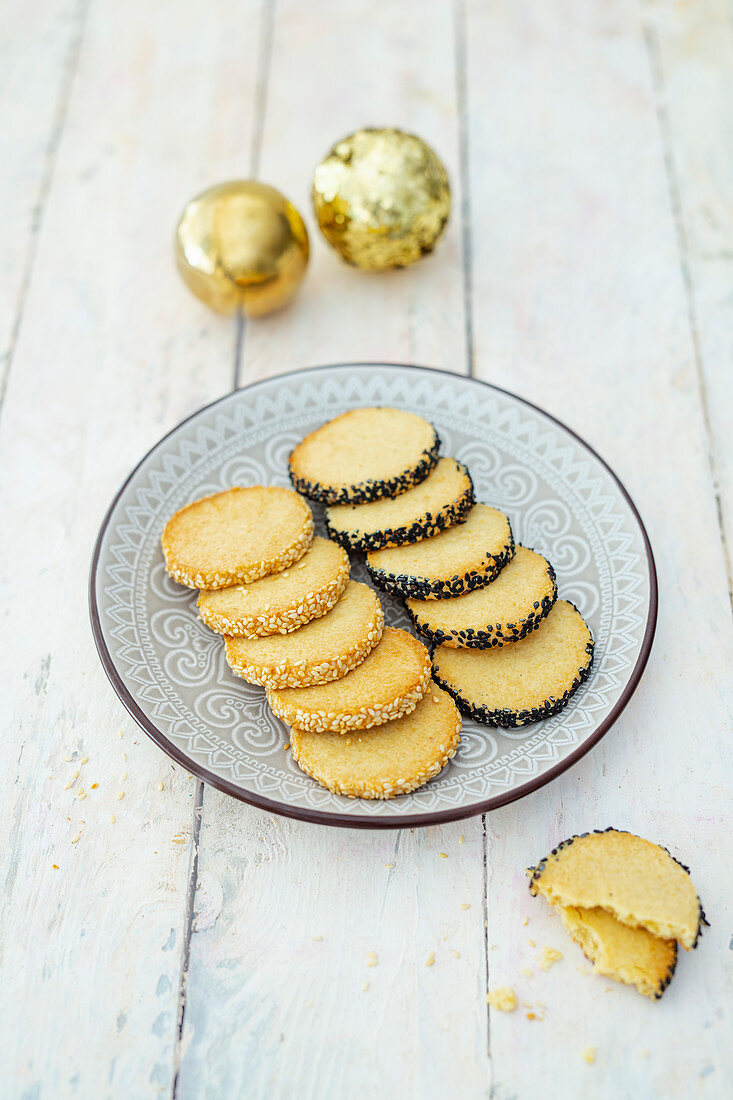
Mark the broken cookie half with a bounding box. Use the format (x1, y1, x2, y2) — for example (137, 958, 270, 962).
(528, 828, 707, 999)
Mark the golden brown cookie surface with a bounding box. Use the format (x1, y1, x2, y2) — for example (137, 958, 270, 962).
(406, 545, 555, 647)
(326, 458, 474, 552)
(289, 684, 461, 799)
(224, 580, 383, 689)
(162, 486, 314, 589)
(267, 627, 432, 732)
(198, 537, 349, 637)
(366, 503, 514, 600)
(557, 904, 677, 1000)
(528, 828, 705, 950)
(289, 407, 439, 504)
(433, 599, 594, 727)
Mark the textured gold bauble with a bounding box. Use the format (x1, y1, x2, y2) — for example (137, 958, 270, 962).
(312, 128, 451, 271)
(175, 180, 309, 316)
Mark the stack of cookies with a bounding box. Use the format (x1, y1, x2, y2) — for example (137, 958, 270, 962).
(161, 460, 461, 799)
(160, 404, 595, 801)
(291, 407, 595, 731)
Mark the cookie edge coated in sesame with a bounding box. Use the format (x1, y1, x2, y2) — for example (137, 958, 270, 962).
(366, 528, 516, 601)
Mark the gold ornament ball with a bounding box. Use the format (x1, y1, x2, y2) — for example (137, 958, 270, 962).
(312, 128, 451, 271)
(175, 180, 309, 316)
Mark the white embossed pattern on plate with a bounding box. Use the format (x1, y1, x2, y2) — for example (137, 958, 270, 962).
(91, 364, 656, 826)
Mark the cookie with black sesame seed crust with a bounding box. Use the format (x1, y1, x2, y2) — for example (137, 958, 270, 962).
(366, 503, 514, 601)
(267, 627, 432, 732)
(527, 828, 706, 951)
(555, 904, 678, 1000)
(325, 458, 475, 552)
(224, 580, 383, 689)
(289, 683, 461, 799)
(198, 537, 349, 637)
(432, 599, 594, 727)
(405, 545, 556, 648)
(162, 486, 314, 590)
(289, 407, 440, 504)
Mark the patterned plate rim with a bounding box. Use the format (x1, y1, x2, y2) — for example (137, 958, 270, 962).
(89, 363, 658, 829)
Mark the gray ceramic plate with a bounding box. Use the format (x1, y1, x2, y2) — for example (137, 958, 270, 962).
(90, 363, 656, 828)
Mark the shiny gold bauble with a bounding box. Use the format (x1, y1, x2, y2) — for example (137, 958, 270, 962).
(312, 128, 451, 271)
(175, 180, 309, 316)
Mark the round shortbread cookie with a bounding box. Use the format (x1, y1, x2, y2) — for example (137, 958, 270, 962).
(366, 503, 514, 600)
(557, 904, 677, 1000)
(432, 599, 594, 727)
(528, 828, 706, 951)
(197, 537, 349, 637)
(162, 486, 314, 590)
(224, 580, 383, 689)
(325, 458, 475, 552)
(289, 407, 440, 504)
(267, 627, 432, 732)
(406, 545, 556, 648)
(289, 684, 462, 799)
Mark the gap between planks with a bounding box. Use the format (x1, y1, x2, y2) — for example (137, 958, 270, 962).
(642, 12, 733, 604)
(0, 0, 91, 426)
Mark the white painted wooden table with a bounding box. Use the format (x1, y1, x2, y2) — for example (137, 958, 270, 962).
(1, 1, 731, 1096)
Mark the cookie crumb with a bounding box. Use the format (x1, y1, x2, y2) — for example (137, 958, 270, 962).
(158, 782, 164, 791)
(461, 903, 470, 910)
(521, 967, 533, 978)
(110, 814, 116, 823)
(582, 1047, 596, 1064)
(63, 754, 73, 763)
(80, 756, 89, 765)
(116, 791, 125, 800)
(283, 743, 290, 751)
(425, 952, 436, 967)
(52, 864, 59, 869)
(70, 833, 81, 844)
(362, 981, 370, 992)
(384, 862, 394, 869)
(451, 949, 461, 959)
(366, 952, 379, 967)
(311, 935, 323, 942)
(523, 917, 529, 926)
(486, 987, 517, 1012)
(459, 835, 465, 844)
(438, 852, 448, 859)
(90, 783, 98, 789)
(537, 947, 563, 970)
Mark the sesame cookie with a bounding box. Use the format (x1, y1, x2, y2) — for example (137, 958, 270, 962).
(557, 904, 677, 1000)
(267, 627, 432, 732)
(366, 503, 514, 600)
(289, 407, 440, 504)
(289, 684, 461, 799)
(224, 580, 383, 689)
(162, 486, 314, 590)
(406, 545, 556, 648)
(325, 458, 475, 552)
(528, 829, 706, 951)
(198, 537, 349, 637)
(432, 599, 594, 727)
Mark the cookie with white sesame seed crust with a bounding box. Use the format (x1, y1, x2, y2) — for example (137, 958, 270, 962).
(162, 486, 314, 590)
(289, 684, 461, 799)
(197, 537, 349, 637)
(432, 599, 594, 728)
(289, 407, 440, 504)
(224, 580, 383, 689)
(366, 503, 514, 600)
(406, 545, 556, 648)
(325, 458, 475, 552)
(267, 627, 432, 732)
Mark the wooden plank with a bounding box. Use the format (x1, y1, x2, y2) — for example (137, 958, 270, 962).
(238, 0, 468, 383)
(643, 0, 733, 592)
(0, 0, 84, 405)
(175, 3, 493, 1097)
(464, 0, 732, 1095)
(0, 0, 264, 1093)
